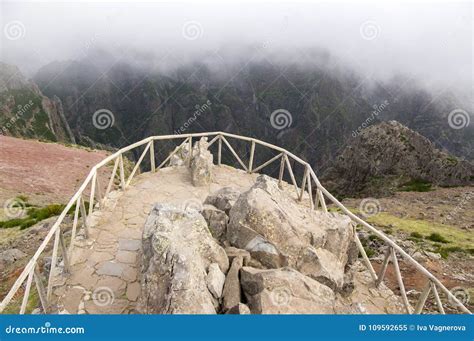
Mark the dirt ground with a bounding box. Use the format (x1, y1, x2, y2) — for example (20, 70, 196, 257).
(0, 135, 110, 211)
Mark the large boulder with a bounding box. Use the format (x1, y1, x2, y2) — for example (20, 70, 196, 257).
(139, 203, 229, 314)
(227, 175, 354, 290)
(190, 137, 213, 186)
(169, 142, 190, 166)
(240, 267, 335, 314)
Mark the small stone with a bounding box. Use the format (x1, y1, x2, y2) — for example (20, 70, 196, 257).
(226, 303, 251, 314)
(119, 239, 141, 251)
(206, 263, 226, 298)
(96, 262, 124, 277)
(126, 282, 141, 301)
(116, 250, 137, 264)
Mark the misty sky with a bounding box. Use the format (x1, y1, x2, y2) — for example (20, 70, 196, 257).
(0, 0, 472, 95)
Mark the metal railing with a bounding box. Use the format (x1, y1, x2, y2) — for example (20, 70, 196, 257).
(0, 132, 471, 314)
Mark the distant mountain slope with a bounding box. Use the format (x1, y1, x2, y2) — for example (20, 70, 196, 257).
(33, 57, 473, 173)
(0, 63, 74, 143)
(323, 121, 474, 197)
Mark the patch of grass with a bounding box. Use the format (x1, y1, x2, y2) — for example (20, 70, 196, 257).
(0, 204, 67, 230)
(398, 179, 432, 192)
(364, 246, 375, 258)
(410, 232, 423, 239)
(425, 232, 449, 244)
(365, 212, 473, 250)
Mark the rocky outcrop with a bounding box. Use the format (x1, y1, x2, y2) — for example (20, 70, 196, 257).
(190, 137, 214, 186)
(240, 267, 335, 314)
(0, 62, 72, 142)
(227, 175, 354, 290)
(323, 120, 474, 197)
(139, 203, 228, 314)
(169, 142, 190, 167)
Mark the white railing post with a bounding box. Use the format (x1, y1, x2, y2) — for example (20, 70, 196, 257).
(150, 139, 156, 173)
(248, 140, 255, 173)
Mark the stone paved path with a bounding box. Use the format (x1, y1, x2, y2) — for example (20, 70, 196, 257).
(52, 165, 258, 314)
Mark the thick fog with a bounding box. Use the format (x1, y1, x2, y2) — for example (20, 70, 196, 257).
(0, 0, 472, 96)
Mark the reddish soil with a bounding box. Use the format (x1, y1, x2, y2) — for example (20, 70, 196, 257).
(0, 136, 110, 205)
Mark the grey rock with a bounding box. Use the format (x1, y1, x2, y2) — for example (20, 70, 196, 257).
(206, 263, 226, 299)
(190, 137, 213, 186)
(240, 267, 335, 314)
(96, 262, 124, 277)
(139, 203, 228, 314)
(204, 187, 241, 214)
(0, 248, 26, 265)
(227, 175, 353, 289)
(224, 246, 251, 265)
(118, 239, 141, 251)
(226, 303, 251, 314)
(222, 256, 243, 312)
(202, 204, 228, 242)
